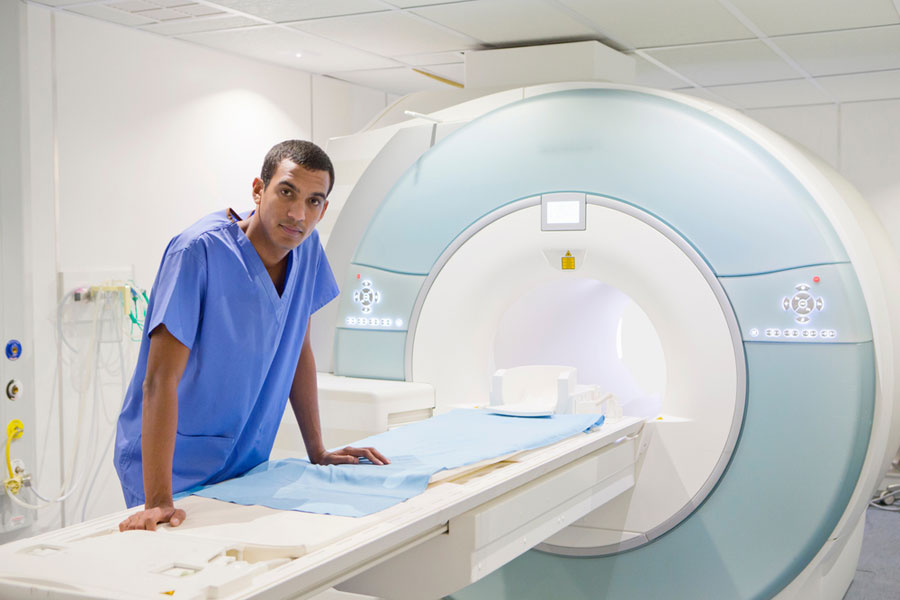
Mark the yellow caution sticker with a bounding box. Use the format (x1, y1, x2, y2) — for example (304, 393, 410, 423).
(561, 251, 575, 270)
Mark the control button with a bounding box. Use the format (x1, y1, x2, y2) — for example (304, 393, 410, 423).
(796, 316, 810, 324)
(5, 340, 21, 361)
(6, 380, 22, 400)
(782, 298, 790, 311)
(749, 328, 759, 338)
(359, 317, 369, 326)
(820, 329, 837, 338)
(765, 328, 781, 337)
(816, 297, 824, 311)
(801, 329, 818, 338)
(795, 284, 810, 291)
(361, 305, 372, 314)
(353, 290, 361, 302)
(783, 329, 800, 338)
(791, 292, 813, 314)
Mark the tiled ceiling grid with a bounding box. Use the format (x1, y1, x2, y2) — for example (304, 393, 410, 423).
(25, 0, 900, 110)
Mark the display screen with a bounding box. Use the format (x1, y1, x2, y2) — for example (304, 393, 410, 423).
(546, 200, 581, 224)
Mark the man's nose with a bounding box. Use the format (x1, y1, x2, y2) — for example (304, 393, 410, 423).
(287, 202, 306, 223)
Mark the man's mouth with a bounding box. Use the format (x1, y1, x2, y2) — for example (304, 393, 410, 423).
(280, 224, 303, 237)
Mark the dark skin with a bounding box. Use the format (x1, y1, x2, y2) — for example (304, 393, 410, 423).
(119, 159, 389, 532)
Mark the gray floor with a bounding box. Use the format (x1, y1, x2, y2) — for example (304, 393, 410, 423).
(844, 506, 900, 599)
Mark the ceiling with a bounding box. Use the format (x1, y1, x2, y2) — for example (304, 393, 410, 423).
(26, 0, 900, 110)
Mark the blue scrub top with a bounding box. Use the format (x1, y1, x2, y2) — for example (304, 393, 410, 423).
(114, 209, 339, 506)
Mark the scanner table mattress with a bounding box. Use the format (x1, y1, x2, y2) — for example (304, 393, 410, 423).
(193, 409, 605, 517)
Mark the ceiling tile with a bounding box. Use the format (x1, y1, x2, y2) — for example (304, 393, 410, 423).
(333, 66, 451, 96)
(556, 0, 755, 48)
(179, 25, 400, 73)
(728, 0, 900, 36)
(816, 69, 900, 102)
(175, 4, 227, 17)
(382, 0, 470, 6)
(632, 54, 690, 89)
(671, 86, 739, 108)
(395, 51, 464, 67)
(108, 0, 160, 12)
(412, 0, 596, 45)
(774, 25, 900, 76)
(645, 39, 800, 86)
(66, 5, 156, 26)
(140, 15, 258, 35)
(153, 0, 205, 7)
(207, 0, 387, 23)
(134, 7, 194, 20)
(30, 0, 93, 5)
(290, 11, 478, 57)
(705, 78, 832, 109)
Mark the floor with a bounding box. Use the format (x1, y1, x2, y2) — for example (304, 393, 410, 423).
(844, 506, 900, 599)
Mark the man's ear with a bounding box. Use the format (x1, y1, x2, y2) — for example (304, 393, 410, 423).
(252, 177, 264, 205)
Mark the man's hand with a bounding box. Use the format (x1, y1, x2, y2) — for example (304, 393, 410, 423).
(315, 446, 391, 466)
(118, 504, 186, 532)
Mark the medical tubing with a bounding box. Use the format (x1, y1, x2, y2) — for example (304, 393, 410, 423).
(5, 487, 49, 511)
(5, 427, 20, 479)
(55, 290, 77, 353)
(26, 291, 103, 508)
(80, 301, 125, 522)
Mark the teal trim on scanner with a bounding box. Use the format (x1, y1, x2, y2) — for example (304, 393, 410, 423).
(353, 89, 848, 277)
(334, 328, 407, 380)
(448, 342, 875, 600)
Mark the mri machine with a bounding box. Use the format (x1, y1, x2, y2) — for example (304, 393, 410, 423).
(1, 83, 899, 600)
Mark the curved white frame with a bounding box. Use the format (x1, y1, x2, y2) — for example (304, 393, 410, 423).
(410, 199, 746, 553)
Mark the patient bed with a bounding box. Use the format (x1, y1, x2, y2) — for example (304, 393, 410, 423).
(0, 415, 643, 599)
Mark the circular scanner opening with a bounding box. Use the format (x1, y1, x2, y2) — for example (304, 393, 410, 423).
(493, 277, 666, 420)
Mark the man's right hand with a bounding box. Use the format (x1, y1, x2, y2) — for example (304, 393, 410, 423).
(118, 504, 186, 532)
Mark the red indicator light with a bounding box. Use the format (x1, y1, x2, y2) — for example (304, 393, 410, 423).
(813, 276, 820, 283)
(356, 273, 361, 279)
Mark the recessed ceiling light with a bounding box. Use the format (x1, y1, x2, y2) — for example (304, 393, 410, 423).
(295, 53, 303, 58)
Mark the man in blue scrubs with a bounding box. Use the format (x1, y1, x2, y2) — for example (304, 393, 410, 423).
(115, 140, 388, 531)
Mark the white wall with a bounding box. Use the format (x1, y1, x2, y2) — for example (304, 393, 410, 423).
(23, 4, 389, 534)
(747, 100, 900, 257)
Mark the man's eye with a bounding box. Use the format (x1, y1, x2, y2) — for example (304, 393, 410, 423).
(281, 188, 293, 197)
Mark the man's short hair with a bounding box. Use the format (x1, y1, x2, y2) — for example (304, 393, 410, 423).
(260, 140, 335, 195)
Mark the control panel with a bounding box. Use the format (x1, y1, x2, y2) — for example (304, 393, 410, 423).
(337, 266, 425, 332)
(720, 263, 871, 344)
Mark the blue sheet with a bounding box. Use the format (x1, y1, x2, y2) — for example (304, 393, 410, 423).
(192, 409, 604, 517)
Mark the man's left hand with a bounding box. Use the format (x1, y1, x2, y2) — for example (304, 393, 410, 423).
(315, 447, 390, 466)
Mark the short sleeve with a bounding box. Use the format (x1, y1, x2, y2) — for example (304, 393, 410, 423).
(310, 242, 340, 315)
(146, 245, 207, 350)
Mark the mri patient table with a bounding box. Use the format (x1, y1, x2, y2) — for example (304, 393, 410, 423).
(0, 416, 644, 599)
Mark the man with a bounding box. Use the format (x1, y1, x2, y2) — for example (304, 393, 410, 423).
(115, 140, 388, 531)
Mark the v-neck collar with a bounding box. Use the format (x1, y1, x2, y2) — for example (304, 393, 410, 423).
(227, 208, 296, 318)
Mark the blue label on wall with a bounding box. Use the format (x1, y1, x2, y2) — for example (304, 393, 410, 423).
(5, 340, 22, 361)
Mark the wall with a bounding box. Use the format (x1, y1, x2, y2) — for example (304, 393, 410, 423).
(746, 100, 900, 257)
(22, 3, 389, 534)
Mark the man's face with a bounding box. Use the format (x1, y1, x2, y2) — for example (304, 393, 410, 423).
(252, 158, 330, 253)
